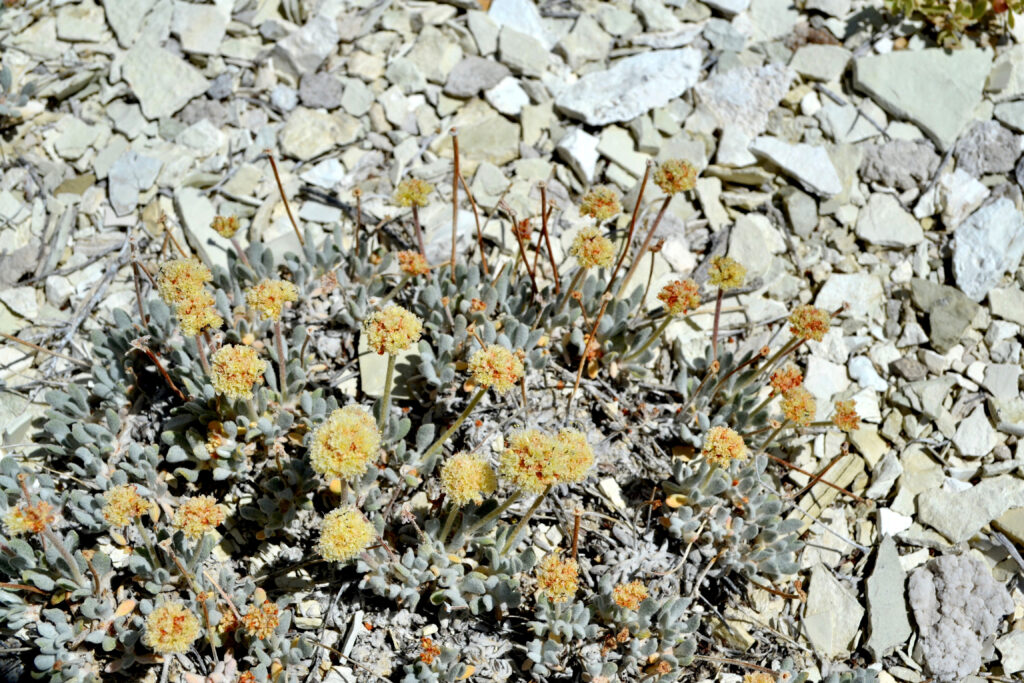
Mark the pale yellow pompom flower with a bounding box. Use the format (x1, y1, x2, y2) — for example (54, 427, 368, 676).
(175, 288, 223, 337)
(317, 506, 375, 562)
(309, 405, 381, 482)
(653, 159, 697, 195)
(832, 399, 861, 433)
(157, 259, 212, 306)
(707, 255, 746, 290)
(397, 250, 430, 276)
(701, 426, 748, 468)
(535, 552, 579, 604)
(553, 429, 594, 484)
(143, 602, 201, 654)
(579, 186, 621, 222)
(394, 178, 432, 208)
(211, 215, 239, 239)
(441, 452, 498, 507)
(788, 304, 831, 343)
(364, 305, 423, 355)
(209, 344, 267, 401)
(102, 484, 150, 527)
(781, 387, 816, 426)
(3, 501, 54, 536)
(657, 279, 700, 315)
(612, 581, 649, 610)
(468, 345, 523, 393)
(246, 279, 298, 321)
(571, 226, 615, 269)
(173, 495, 225, 540)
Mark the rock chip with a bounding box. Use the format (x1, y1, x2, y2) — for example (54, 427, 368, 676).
(273, 14, 339, 76)
(444, 57, 511, 98)
(299, 72, 344, 110)
(952, 406, 999, 458)
(121, 41, 209, 120)
(497, 27, 549, 77)
(996, 631, 1024, 675)
(952, 198, 1024, 302)
(171, 1, 228, 55)
(860, 139, 939, 191)
(556, 128, 600, 183)
(954, 120, 1020, 177)
(815, 272, 884, 320)
(555, 14, 613, 70)
(556, 48, 702, 126)
(488, 0, 555, 49)
(866, 536, 912, 659)
(484, 77, 529, 116)
(919, 476, 1024, 543)
(750, 136, 842, 197)
(909, 278, 982, 353)
(279, 108, 362, 160)
(103, 0, 157, 47)
(108, 150, 162, 216)
(908, 554, 1013, 680)
(803, 564, 864, 657)
(790, 45, 851, 82)
(855, 193, 923, 247)
(854, 48, 992, 150)
(696, 63, 795, 137)
(57, 0, 106, 41)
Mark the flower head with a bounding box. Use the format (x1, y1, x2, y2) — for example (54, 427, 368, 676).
(789, 305, 831, 342)
(701, 426, 748, 468)
(832, 399, 861, 433)
(707, 255, 746, 290)
(441, 452, 498, 507)
(175, 288, 223, 337)
(209, 344, 267, 401)
(309, 405, 381, 482)
(553, 429, 594, 485)
(397, 250, 430, 276)
(363, 305, 423, 355)
(3, 500, 54, 536)
(579, 186, 622, 222)
(173, 496, 225, 540)
(394, 178, 432, 208)
(211, 215, 239, 239)
(317, 506, 375, 562)
(157, 259, 213, 306)
(242, 600, 279, 640)
(535, 552, 579, 603)
(571, 226, 615, 269)
(246, 279, 298, 321)
(654, 159, 697, 195)
(658, 279, 701, 315)
(102, 485, 150, 527)
(769, 364, 803, 396)
(612, 581, 649, 610)
(468, 345, 524, 393)
(500, 428, 593, 492)
(744, 675, 776, 683)
(143, 602, 201, 654)
(781, 387, 816, 426)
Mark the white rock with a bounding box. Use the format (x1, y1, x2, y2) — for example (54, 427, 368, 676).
(0, 286, 39, 319)
(790, 45, 851, 82)
(57, 0, 106, 41)
(878, 507, 912, 535)
(484, 77, 529, 116)
(804, 355, 850, 402)
(555, 48, 702, 126)
(917, 475, 1024, 543)
(54, 117, 100, 160)
(175, 119, 224, 158)
(103, 0, 157, 47)
(121, 41, 209, 120)
(696, 63, 796, 138)
(108, 150, 162, 216)
(953, 198, 1024, 302)
(488, 0, 555, 49)
(952, 406, 999, 458)
(996, 630, 1024, 675)
(279, 108, 362, 160)
(702, 0, 750, 14)
(727, 214, 784, 279)
(814, 272, 884, 320)
(803, 563, 864, 657)
(855, 193, 923, 247)
(171, 1, 228, 55)
(750, 136, 842, 197)
(300, 159, 346, 190)
(848, 356, 888, 392)
(556, 128, 600, 183)
(715, 125, 758, 166)
(273, 13, 339, 76)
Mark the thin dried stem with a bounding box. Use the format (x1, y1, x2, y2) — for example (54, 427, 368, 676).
(264, 150, 305, 247)
(411, 205, 425, 256)
(604, 161, 653, 298)
(458, 172, 488, 275)
(499, 202, 539, 296)
(538, 183, 559, 293)
(616, 194, 672, 299)
(0, 332, 90, 368)
(450, 128, 459, 284)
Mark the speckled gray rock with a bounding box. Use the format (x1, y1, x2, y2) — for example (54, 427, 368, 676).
(908, 554, 1013, 681)
(121, 41, 209, 120)
(860, 139, 939, 191)
(696, 63, 795, 137)
(855, 193, 923, 247)
(273, 13, 339, 76)
(952, 198, 1024, 302)
(866, 536, 911, 659)
(954, 120, 1020, 177)
(555, 48, 701, 125)
(909, 277, 983, 353)
(749, 136, 842, 196)
(443, 57, 511, 98)
(299, 72, 344, 110)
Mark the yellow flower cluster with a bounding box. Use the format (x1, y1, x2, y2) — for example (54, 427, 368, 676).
(143, 602, 201, 654)
(174, 288, 223, 337)
(309, 405, 381, 482)
(397, 250, 430, 276)
(102, 484, 150, 526)
(157, 259, 222, 337)
(3, 500, 54, 536)
(173, 496, 225, 540)
(394, 178, 432, 208)
(317, 506, 375, 562)
(211, 215, 239, 238)
(769, 364, 803, 395)
(246, 279, 298, 321)
(364, 305, 423, 355)
(468, 345, 524, 393)
(579, 186, 622, 222)
(781, 387, 816, 426)
(744, 674, 776, 683)
(242, 600, 280, 640)
(535, 552, 579, 603)
(701, 426, 748, 468)
(612, 581, 649, 610)
(832, 399, 861, 433)
(657, 279, 701, 315)
(654, 159, 698, 195)
(707, 255, 746, 290)
(499, 428, 594, 493)
(570, 226, 615, 269)
(441, 452, 498, 507)
(209, 344, 267, 400)
(788, 305, 831, 342)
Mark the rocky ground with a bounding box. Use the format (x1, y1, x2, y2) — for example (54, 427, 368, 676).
(2, 0, 1024, 681)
